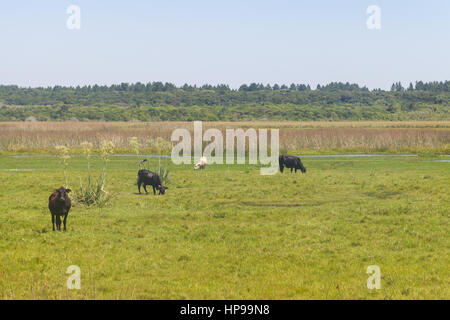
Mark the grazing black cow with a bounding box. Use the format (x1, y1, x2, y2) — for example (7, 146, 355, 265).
(137, 170, 168, 195)
(279, 155, 307, 173)
(48, 186, 72, 231)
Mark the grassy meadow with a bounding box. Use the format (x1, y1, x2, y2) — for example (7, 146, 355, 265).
(0, 121, 449, 300)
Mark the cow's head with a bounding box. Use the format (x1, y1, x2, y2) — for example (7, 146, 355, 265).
(157, 185, 168, 195)
(300, 167, 306, 174)
(57, 186, 71, 202)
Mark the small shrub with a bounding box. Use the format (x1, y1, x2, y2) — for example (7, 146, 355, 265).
(156, 165, 170, 185)
(73, 140, 114, 207)
(75, 173, 109, 207)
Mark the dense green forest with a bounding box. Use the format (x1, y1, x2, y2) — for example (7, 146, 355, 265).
(0, 81, 448, 121)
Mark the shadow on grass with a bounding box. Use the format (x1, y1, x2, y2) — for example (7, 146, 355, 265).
(364, 190, 402, 199)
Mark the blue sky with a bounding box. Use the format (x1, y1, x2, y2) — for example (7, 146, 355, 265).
(0, 0, 448, 89)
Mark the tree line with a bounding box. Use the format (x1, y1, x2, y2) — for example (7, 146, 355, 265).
(0, 81, 448, 121)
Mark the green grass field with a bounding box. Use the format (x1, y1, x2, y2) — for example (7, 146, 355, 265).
(0, 155, 448, 299)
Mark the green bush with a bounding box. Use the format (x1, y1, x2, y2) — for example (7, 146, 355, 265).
(73, 141, 114, 207)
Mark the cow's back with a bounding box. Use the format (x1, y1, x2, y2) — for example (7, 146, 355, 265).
(282, 156, 296, 167)
(138, 169, 159, 184)
(138, 169, 153, 180)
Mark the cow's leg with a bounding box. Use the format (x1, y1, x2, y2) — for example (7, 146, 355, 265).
(152, 185, 156, 195)
(56, 215, 61, 231)
(290, 167, 293, 173)
(143, 184, 148, 194)
(63, 215, 67, 231)
(295, 168, 298, 173)
(138, 179, 142, 194)
(52, 214, 55, 231)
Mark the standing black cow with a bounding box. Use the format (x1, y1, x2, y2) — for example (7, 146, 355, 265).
(48, 186, 72, 231)
(137, 170, 168, 195)
(279, 155, 307, 173)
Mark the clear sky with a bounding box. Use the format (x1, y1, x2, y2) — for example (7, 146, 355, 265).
(0, 0, 448, 89)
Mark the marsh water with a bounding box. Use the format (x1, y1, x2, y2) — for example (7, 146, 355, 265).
(2, 154, 448, 171)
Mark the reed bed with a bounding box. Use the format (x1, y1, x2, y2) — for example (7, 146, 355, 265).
(0, 121, 448, 153)
(279, 128, 450, 152)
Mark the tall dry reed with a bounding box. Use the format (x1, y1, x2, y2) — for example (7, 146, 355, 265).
(0, 122, 448, 153)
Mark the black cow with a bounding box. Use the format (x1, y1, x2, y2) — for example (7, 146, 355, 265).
(48, 186, 72, 231)
(279, 155, 307, 173)
(137, 170, 168, 195)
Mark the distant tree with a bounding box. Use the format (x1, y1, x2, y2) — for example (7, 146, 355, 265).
(392, 82, 404, 92)
(152, 82, 164, 91)
(239, 84, 248, 91)
(248, 83, 258, 91)
(391, 83, 396, 92)
(119, 83, 129, 91)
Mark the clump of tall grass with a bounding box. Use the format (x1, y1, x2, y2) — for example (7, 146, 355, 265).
(151, 137, 171, 185)
(73, 140, 114, 207)
(156, 165, 170, 185)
